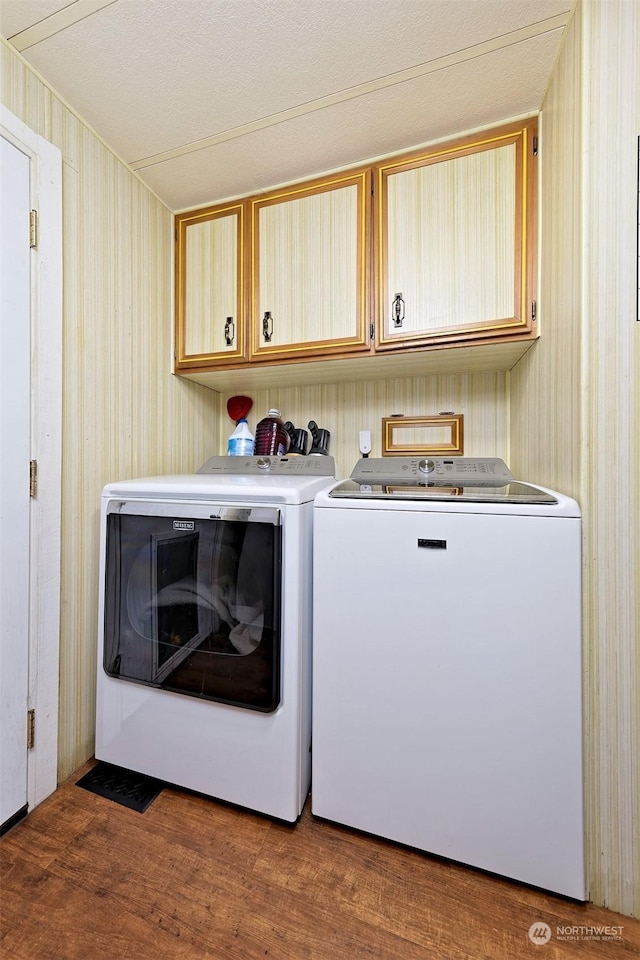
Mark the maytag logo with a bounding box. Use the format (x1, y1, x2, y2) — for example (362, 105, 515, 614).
(173, 520, 195, 531)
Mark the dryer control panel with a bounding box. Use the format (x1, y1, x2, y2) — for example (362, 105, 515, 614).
(198, 455, 336, 476)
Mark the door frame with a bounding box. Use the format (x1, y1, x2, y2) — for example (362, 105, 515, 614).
(1, 105, 62, 810)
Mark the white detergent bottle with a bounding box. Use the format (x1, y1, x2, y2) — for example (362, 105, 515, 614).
(227, 418, 254, 456)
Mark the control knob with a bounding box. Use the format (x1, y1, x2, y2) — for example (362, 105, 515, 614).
(256, 457, 271, 470)
(418, 458, 436, 475)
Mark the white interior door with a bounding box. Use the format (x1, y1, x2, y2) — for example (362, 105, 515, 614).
(0, 105, 62, 821)
(0, 134, 31, 827)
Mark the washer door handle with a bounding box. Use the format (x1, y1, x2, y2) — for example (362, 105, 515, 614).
(417, 538, 446, 549)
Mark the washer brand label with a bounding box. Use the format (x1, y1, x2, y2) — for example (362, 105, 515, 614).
(173, 520, 195, 531)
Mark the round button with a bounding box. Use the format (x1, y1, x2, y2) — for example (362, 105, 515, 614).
(418, 458, 435, 474)
(256, 457, 271, 470)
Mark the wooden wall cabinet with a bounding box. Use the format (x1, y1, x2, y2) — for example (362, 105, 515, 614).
(374, 119, 537, 351)
(175, 201, 247, 370)
(250, 170, 371, 362)
(174, 119, 538, 389)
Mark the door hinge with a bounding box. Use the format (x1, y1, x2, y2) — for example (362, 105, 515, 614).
(531, 300, 537, 322)
(532, 135, 539, 157)
(27, 709, 35, 750)
(29, 209, 38, 248)
(29, 460, 38, 498)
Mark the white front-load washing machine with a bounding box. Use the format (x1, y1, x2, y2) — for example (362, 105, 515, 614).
(312, 457, 586, 899)
(96, 455, 336, 822)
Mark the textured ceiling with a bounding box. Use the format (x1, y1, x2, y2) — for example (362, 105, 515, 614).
(1, 0, 573, 211)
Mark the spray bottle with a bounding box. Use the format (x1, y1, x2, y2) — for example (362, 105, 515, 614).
(226, 395, 255, 456)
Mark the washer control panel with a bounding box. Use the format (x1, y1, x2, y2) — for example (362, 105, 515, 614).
(350, 457, 513, 485)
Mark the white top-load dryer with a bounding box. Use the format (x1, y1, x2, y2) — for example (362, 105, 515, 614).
(96, 455, 336, 822)
(312, 457, 585, 899)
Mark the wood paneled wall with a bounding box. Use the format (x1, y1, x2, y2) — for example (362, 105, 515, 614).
(0, 39, 221, 781)
(509, 0, 640, 919)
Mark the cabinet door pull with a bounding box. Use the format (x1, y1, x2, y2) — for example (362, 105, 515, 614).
(262, 311, 273, 342)
(224, 316, 235, 346)
(392, 293, 405, 328)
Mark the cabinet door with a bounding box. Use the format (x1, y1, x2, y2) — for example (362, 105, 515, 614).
(375, 120, 537, 349)
(175, 202, 246, 369)
(250, 171, 371, 361)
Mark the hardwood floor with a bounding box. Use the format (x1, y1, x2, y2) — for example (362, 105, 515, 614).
(1, 761, 638, 960)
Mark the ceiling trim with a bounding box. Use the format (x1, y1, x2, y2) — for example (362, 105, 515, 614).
(131, 13, 568, 172)
(8, 0, 118, 52)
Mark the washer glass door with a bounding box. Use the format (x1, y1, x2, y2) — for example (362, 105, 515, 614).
(103, 502, 282, 711)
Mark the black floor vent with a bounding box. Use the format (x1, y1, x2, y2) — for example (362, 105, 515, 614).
(76, 761, 164, 813)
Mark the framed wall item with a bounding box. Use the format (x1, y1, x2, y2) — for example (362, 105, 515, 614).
(382, 414, 464, 456)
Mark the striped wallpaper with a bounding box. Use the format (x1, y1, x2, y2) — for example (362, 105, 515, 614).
(509, 0, 640, 919)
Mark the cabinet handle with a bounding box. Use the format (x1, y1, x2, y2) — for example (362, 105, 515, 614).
(262, 311, 273, 342)
(392, 293, 405, 328)
(224, 316, 235, 346)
